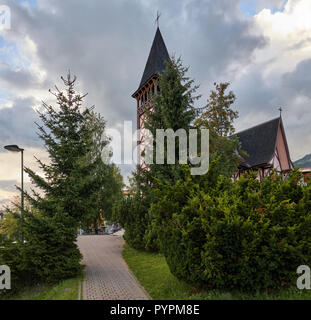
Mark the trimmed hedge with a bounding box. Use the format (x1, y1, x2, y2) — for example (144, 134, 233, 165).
(151, 167, 311, 293)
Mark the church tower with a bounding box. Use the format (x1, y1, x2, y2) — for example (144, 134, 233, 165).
(132, 28, 170, 162)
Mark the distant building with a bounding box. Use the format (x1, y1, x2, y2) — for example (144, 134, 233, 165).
(123, 189, 130, 195)
(299, 168, 311, 183)
(123, 188, 135, 196)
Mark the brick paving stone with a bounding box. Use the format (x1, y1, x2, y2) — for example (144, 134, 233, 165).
(77, 235, 149, 300)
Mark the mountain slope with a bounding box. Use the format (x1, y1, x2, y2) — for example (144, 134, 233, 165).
(294, 153, 311, 168)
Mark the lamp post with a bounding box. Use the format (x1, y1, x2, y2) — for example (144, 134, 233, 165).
(4, 145, 24, 243)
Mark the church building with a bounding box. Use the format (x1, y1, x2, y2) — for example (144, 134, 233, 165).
(132, 28, 293, 178)
(234, 116, 293, 180)
(132, 27, 170, 167)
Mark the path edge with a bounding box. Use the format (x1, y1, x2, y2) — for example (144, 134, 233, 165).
(120, 236, 152, 300)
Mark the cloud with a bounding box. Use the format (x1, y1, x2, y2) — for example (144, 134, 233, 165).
(0, 65, 46, 91)
(243, 0, 311, 160)
(0, 96, 41, 149)
(1, 0, 266, 123)
(282, 59, 311, 99)
(255, 0, 285, 12)
(0, 146, 49, 209)
(0, 0, 310, 199)
(253, 0, 311, 74)
(0, 0, 268, 194)
(0, 180, 16, 192)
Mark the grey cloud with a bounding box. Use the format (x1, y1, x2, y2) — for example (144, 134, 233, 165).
(3, 0, 267, 127)
(0, 65, 50, 91)
(232, 70, 279, 119)
(0, 0, 309, 175)
(282, 59, 311, 99)
(280, 59, 311, 158)
(0, 180, 17, 192)
(0, 97, 41, 150)
(0, 181, 33, 209)
(178, 0, 267, 84)
(0, 199, 9, 207)
(6, 0, 153, 127)
(255, 0, 285, 11)
(287, 37, 311, 52)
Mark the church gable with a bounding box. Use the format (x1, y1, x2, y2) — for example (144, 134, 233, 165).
(235, 116, 293, 178)
(236, 117, 280, 169)
(272, 119, 293, 172)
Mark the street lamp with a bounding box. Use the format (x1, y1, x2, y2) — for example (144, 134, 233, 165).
(4, 145, 25, 243)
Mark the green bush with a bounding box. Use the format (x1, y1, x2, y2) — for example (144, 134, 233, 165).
(115, 193, 159, 251)
(0, 213, 82, 298)
(22, 213, 82, 284)
(0, 236, 28, 298)
(151, 167, 311, 293)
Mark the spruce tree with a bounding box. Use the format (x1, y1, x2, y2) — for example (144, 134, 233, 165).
(119, 58, 200, 251)
(18, 73, 118, 282)
(0, 73, 123, 287)
(24, 73, 111, 228)
(141, 57, 200, 185)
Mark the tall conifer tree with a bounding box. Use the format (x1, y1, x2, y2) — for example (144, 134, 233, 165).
(122, 58, 200, 251)
(24, 73, 111, 227)
(140, 57, 200, 185)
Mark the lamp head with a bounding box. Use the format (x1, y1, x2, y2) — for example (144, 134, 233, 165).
(4, 145, 24, 152)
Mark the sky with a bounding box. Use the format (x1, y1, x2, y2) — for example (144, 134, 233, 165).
(1, 0, 311, 207)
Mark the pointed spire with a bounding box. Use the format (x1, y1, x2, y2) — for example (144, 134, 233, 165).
(139, 27, 170, 88)
(155, 11, 161, 28)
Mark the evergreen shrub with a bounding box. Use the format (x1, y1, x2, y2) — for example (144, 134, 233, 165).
(151, 167, 311, 293)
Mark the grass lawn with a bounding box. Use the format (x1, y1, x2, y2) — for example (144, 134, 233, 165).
(2, 276, 82, 300)
(123, 243, 311, 300)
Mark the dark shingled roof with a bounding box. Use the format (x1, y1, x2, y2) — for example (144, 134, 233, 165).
(235, 117, 281, 168)
(139, 27, 170, 88)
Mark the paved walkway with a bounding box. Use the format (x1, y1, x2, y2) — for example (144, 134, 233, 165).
(77, 235, 149, 300)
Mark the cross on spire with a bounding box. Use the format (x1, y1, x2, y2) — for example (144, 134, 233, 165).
(155, 11, 161, 28)
(278, 107, 283, 116)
